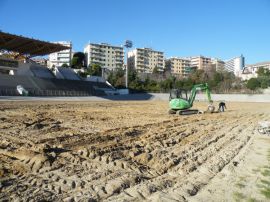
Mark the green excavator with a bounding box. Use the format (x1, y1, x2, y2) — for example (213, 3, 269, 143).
(169, 83, 212, 115)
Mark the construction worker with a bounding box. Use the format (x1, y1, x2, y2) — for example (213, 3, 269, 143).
(207, 100, 215, 113)
(218, 101, 226, 112)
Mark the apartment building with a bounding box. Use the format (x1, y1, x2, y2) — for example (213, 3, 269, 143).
(48, 41, 72, 68)
(84, 43, 124, 70)
(239, 61, 270, 80)
(32, 57, 48, 66)
(166, 57, 191, 77)
(211, 58, 225, 72)
(245, 61, 270, 74)
(190, 56, 212, 71)
(225, 55, 245, 76)
(128, 48, 165, 73)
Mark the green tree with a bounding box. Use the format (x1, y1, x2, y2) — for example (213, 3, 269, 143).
(246, 78, 261, 90)
(257, 67, 270, 77)
(260, 78, 269, 89)
(78, 71, 88, 78)
(107, 68, 125, 87)
(189, 69, 207, 83)
(128, 69, 137, 82)
(71, 57, 80, 69)
(152, 66, 159, 74)
(61, 63, 68, 67)
(89, 63, 102, 76)
(71, 52, 85, 68)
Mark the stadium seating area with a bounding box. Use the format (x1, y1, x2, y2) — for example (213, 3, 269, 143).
(30, 65, 55, 79)
(55, 67, 81, 80)
(0, 74, 115, 96)
(16, 64, 55, 79)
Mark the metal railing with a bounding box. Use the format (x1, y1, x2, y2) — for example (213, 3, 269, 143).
(0, 88, 98, 97)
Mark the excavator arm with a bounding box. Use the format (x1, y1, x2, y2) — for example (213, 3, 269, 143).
(188, 83, 211, 107)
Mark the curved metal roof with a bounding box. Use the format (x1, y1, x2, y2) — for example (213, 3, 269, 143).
(0, 31, 70, 57)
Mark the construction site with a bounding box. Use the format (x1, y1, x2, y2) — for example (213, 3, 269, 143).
(0, 99, 270, 201)
(0, 31, 270, 201)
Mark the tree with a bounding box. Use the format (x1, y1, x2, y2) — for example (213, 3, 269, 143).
(71, 57, 80, 69)
(78, 71, 88, 78)
(61, 63, 68, 67)
(257, 67, 270, 77)
(152, 66, 159, 74)
(89, 63, 102, 76)
(71, 52, 85, 68)
(107, 68, 125, 87)
(128, 68, 137, 83)
(246, 78, 261, 90)
(73, 52, 85, 65)
(189, 69, 206, 83)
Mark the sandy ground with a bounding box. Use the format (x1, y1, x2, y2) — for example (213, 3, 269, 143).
(0, 100, 270, 201)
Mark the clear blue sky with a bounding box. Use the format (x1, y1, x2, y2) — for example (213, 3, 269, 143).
(0, 0, 269, 64)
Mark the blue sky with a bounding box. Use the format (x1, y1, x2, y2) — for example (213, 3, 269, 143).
(0, 0, 269, 64)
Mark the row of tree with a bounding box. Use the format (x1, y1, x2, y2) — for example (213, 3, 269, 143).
(106, 68, 243, 93)
(67, 52, 270, 93)
(107, 67, 270, 93)
(246, 68, 270, 90)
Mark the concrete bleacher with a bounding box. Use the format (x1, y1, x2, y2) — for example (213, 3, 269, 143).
(0, 74, 109, 96)
(30, 65, 55, 79)
(85, 76, 118, 95)
(55, 67, 81, 80)
(16, 63, 55, 79)
(0, 63, 117, 96)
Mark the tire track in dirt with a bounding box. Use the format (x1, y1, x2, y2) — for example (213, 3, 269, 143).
(0, 102, 269, 201)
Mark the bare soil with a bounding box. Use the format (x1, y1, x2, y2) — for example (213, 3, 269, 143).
(0, 101, 270, 201)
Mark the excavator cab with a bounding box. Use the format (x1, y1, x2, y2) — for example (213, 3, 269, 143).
(169, 83, 212, 115)
(169, 89, 188, 101)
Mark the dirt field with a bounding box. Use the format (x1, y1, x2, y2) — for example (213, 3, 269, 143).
(0, 100, 270, 201)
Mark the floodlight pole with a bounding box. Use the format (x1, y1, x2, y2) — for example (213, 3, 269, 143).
(124, 40, 132, 89)
(125, 47, 129, 88)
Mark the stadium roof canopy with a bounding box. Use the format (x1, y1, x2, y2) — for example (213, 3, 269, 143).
(0, 31, 70, 57)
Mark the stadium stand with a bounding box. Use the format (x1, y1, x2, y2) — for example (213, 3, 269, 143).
(0, 74, 116, 96)
(0, 31, 118, 96)
(16, 63, 55, 79)
(30, 65, 55, 79)
(55, 67, 81, 80)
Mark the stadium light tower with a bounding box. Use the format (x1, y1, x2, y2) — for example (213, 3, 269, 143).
(124, 40, 133, 89)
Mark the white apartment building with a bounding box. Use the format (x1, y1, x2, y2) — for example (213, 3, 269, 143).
(224, 55, 245, 76)
(167, 57, 190, 77)
(190, 56, 212, 71)
(48, 41, 72, 68)
(127, 48, 165, 73)
(239, 61, 270, 80)
(84, 43, 124, 70)
(245, 61, 270, 74)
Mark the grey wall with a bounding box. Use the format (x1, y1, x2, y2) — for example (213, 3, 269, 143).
(150, 93, 270, 102)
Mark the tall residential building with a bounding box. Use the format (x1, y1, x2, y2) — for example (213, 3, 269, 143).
(48, 41, 72, 68)
(127, 48, 165, 73)
(84, 43, 124, 70)
(190, 56, 212, 71)
(211, 58, 225, 72)
(224, 55, 245, 76)
(166, 57, 191, 77)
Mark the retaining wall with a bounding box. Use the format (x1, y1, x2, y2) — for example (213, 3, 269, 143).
(150, 93, 270, 102)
